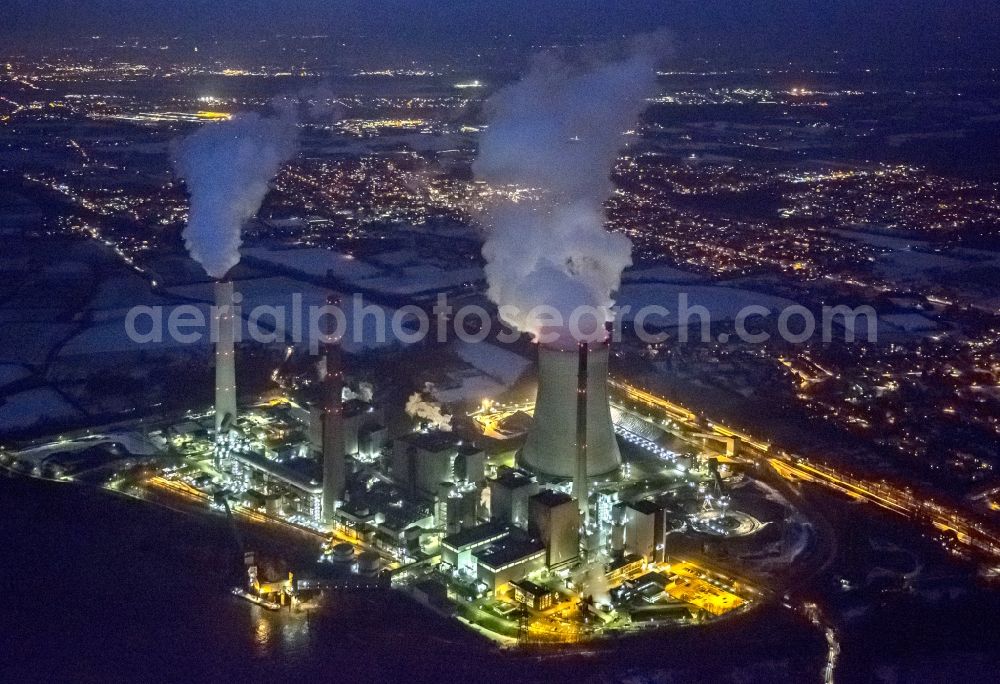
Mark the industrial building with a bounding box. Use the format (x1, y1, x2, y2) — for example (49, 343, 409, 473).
(488, 467, 539, 528)
(389, 431, 484, 499)
(473, 536, 546, 596)
(440, 521, 546, 596)
(528, 489, 580, 568)
(441, 521, 512, 575)
(622, 499, 670, 563)
(305, 399, 387, 461)
(511, 579, 558, 610)
(335, 490, 434, 559)
(606, 553, 646, 588)
(434, 481, 480, 535)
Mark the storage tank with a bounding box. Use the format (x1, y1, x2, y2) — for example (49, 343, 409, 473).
(355, 551, 380, 577)
(330, 542, 355, 564)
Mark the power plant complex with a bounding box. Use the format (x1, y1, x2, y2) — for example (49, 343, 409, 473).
(0, 258, 797, 644)
(177, 293, 781, 642)
(120, 39, 778, 640)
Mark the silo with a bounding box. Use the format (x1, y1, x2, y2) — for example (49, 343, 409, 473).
(355, 551, 380, 577)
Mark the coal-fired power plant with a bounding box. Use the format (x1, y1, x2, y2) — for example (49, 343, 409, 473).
(521, 341, 621, 482)
(214, 279, 237, 433)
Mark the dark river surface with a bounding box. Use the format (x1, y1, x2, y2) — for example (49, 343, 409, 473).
(0, 474, 823, 683)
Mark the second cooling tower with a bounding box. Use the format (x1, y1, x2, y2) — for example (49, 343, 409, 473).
(520, 342, 621, 479)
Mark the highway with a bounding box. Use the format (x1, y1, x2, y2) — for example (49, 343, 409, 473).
(768, 457, 1000, 560)
(610, 377, 1000, 564)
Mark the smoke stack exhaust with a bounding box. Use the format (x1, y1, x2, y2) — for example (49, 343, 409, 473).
(473, 38, 667, 343)
(214, 279, 237, 434)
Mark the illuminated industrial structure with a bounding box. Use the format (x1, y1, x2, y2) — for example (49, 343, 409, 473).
(213, 279, 236, 476)
(621, 499, 669, 563)
(320, 331, 346, 521)
(528, 490, 580, 568)
(214, 279, 238, 447)
(389, 431, 484, 499)
(488, 467, 539, 528)
(441, 521, 546, 596)
(319, 294, 346, 521)
(521, 341, 621, 481)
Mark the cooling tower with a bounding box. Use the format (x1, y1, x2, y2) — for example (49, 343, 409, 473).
(521, 342, 621, 480)
(214, 280, 237, 433)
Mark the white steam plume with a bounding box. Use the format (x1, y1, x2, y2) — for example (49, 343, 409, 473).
(406, 386, 453, 432)
(473, 38, 666, 346)
(173, 113, 297, 279)
(343, 381, 374, 403)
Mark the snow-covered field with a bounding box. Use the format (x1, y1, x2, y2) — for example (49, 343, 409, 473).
(452, 340, 530, 385)
(0, 363, 31, 388)
(48, 266, 440, 363)
(616, 283, 797, 325)
(0, 387, 81, 430)
(354, 264, 483, 295)
(879, 313, 938, 333)
(244, 246, 483, 296)
(0, 322, 77, 365)
(622, 263, 707, 284)
(243, 246, 382, 281)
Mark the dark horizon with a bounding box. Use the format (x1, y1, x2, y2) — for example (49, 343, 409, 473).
(5, 0, 1000, 68)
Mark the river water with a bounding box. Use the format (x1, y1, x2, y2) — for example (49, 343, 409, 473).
(0, 475, 822, 683)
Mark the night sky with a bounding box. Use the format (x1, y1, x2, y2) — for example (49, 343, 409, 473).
(5, 0, 999, 66)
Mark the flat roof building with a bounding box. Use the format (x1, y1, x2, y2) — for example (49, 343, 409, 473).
(391, 432, 485, 499)
(441, 521, 511, 575)
(511, 579, 558, 611)
(474, 537, 546, 597)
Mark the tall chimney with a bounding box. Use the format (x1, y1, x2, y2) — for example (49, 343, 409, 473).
(574, 342, 589, 525)
(214, 279, 237, 435)
(321, 294, 346, 521)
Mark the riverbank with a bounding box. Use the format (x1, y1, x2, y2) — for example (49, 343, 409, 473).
(0, 474, 825, 683)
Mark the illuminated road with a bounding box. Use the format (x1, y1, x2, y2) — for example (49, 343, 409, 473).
(610, 378, 1000, 563)
(767, 457, 1000, 559)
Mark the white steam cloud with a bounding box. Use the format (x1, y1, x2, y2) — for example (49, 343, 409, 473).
(343, 381, 374, 403)
(406, 385, 453, 431)
(173, 113, 297, 280)
(473, 38, 666, 345)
